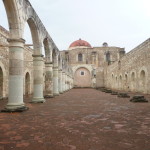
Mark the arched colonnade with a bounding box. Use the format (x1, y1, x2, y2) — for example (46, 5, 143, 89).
(2, 0, 73, 111)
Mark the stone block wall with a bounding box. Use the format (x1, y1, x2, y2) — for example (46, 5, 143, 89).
(105, 38, 150, 94)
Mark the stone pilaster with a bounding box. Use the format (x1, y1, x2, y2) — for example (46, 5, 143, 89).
(44, 62, 53, 98)
(32, 55, 45, 103)
(4, 38, 28, 112)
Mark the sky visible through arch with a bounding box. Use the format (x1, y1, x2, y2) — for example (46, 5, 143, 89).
(0, 0, 150, 52)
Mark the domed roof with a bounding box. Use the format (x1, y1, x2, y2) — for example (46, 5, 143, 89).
(69, 39, 92, 49)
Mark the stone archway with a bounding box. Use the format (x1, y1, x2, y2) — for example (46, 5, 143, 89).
(25, 72, 30, 96)
(74, 67, 91, 88)
(139, 70, 146, 93)
(131, 72, 136, 91)
(0, 67, 3, 98)
(119, 75, 122, 90)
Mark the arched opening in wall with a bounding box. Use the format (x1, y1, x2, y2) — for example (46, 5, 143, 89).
(124, 74, 128, 90)
(43, 38, 50, 62)
(115, 76, 118, 89)
(74, 67, 91, 88)
(78, 53, 83, 62)
(119, 75, 122, 90)
(139, 70, 146, 93)
(0, 67, 3, 98)
(106, 52, 110, 65)
(131, 72, 135, 91)
(111, 74, 114, 89)
(0, 1, 9, 30)
(24, 18, 44, 55)
(25, 72, 30, 96)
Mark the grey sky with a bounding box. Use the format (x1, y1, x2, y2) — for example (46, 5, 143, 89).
(0, 0, 150, 52)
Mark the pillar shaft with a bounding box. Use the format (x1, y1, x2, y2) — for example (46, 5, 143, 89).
(6, 38, 26, 110)
(45, 62, 53, 98)
(65, 74, 68, 91)
(53, 67, 59, 96)
(32, 55, 45, 103)
(62, 72, 66, 92)
(59, 70, 63, 94)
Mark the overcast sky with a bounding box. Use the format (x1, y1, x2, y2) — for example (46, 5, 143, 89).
(0, 0, 150, 52)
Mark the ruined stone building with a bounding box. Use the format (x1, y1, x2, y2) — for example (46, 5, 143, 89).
(0, 0, 150, 112)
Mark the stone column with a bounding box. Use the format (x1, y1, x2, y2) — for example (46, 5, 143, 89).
(4, 38, 27, 111)
(32, 55, 45, 103)
(65, 73, 67, 91)
(53, 66, 59, 96)
(44, 62, 53, 98)
(66, 74, 68, 91)
(68, 75, 70, 90)
(62, 72, 66, 92)
(59, 69, 63, 94)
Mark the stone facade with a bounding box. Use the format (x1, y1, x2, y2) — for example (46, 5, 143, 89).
(61, 40, 125, 88)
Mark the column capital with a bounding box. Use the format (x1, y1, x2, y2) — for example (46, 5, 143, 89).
(7, 38, 25, 48)
(53, 66, 59, 70)
(7, 38, 25, 43)
(45, 62, 53, 65)
(32, 54, 44, 58)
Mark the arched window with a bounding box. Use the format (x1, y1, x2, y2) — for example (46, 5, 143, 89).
(78, 53, 83, 62)
(106, 52, 110, 62)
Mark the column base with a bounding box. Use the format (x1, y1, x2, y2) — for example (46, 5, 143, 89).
(1, 105, 28, 113)
(59, 92, 63, 94)
(54, 93, 59, 96)
(31, 98, 45, 103)
(44, 95, 54, 98)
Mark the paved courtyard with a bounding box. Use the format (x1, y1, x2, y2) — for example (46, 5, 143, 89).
(0, 88, 150, 150)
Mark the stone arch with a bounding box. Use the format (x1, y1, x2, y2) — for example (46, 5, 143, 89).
(0, 67, 3, 99)
(115, 76, 118, 89)
(124, 73, 128, 90)
(74, 67, 92, 88)
(3, 0, 22, 38)
(111, 73, 114, 89)
(139, 70, 146, 93)
(0, 62, 7, 98)
(43, 38, 51, 62)
(52, 49, 59, 67)
(130, 71, 136, 92)
(26, 17, 42, 54)
(105, 51, 111, 64)
(119, 75, 122, 90)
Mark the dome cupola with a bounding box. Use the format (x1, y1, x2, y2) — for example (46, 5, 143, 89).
(69, 38, 92, 50)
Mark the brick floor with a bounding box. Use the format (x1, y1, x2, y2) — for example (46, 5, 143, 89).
(0, 88, 150, 150)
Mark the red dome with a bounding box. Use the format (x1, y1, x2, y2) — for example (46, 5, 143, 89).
(69, 39, 92, 48)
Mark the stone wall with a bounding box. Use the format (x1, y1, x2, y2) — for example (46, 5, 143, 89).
(61, 46, 124, 88)
(105, 38, 150, 94)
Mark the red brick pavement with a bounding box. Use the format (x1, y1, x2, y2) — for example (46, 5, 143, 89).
(0, 88, 150, 150)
